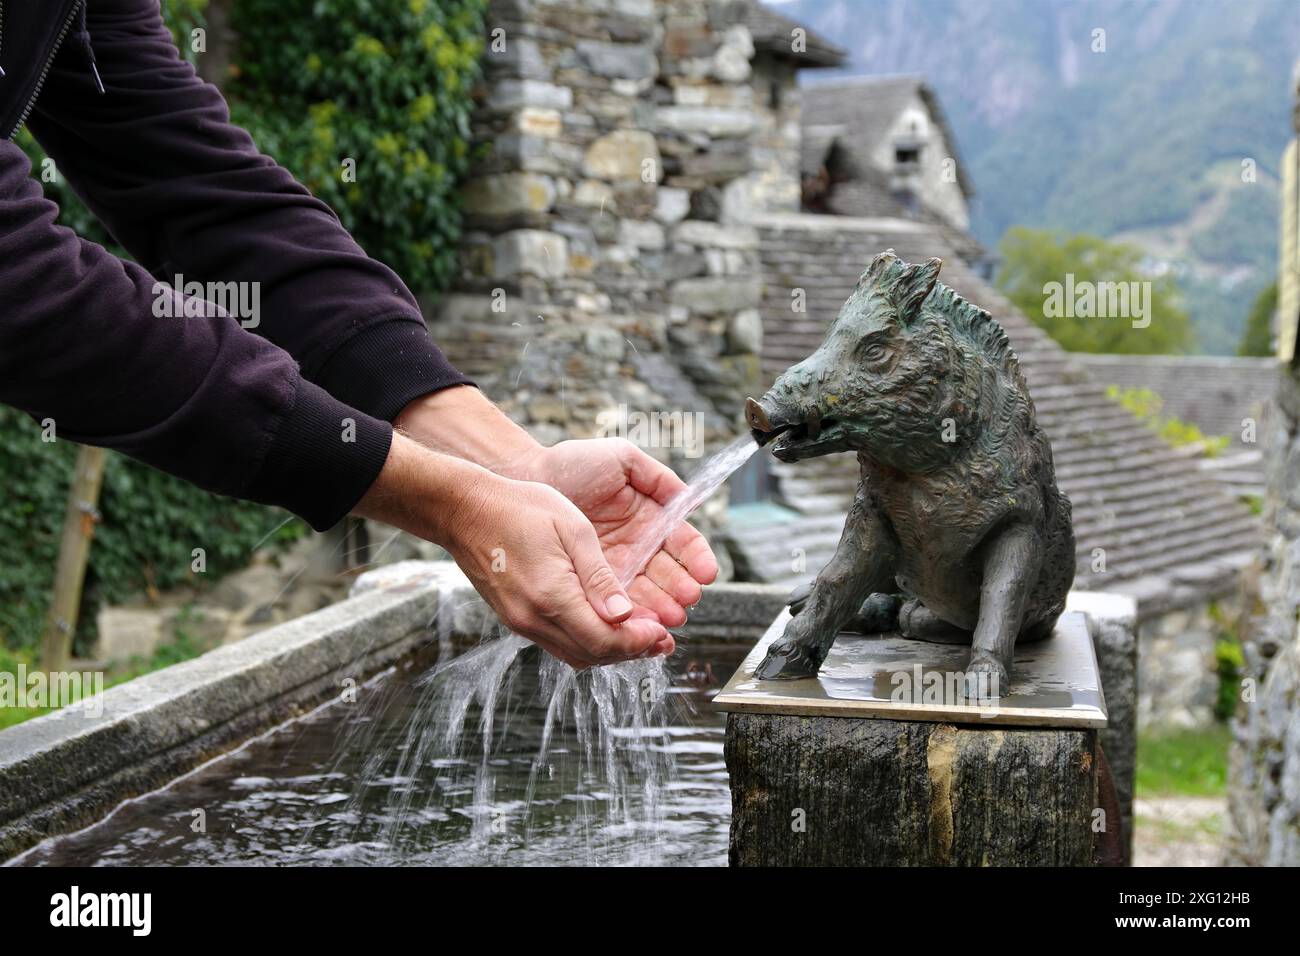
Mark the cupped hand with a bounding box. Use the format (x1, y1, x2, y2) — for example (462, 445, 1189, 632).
(354, 435, 674, 668)
(442, 464, 676, 667)
(521, 438, 719, 627)
(391, 387, 719, 634)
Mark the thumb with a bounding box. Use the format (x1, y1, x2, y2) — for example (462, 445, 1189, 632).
(562, 521, 636, 624)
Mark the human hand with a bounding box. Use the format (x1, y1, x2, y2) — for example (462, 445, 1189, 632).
(355, 434, 673, 667)
(516, 438, 719, 627)
(395, 388, 719, 627)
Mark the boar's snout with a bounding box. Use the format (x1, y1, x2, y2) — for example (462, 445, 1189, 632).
(746, 396, 795, 446)
(745, 395, 825, 447)
(745, 397, 774, 443)
(754, 395, 800, 447)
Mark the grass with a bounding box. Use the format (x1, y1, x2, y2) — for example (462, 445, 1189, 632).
(1138, 811, 1223, 844)
(1135, 724, 1232, 797)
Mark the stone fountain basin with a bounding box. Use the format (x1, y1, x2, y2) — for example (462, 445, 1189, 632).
(0, 561, 790, 863)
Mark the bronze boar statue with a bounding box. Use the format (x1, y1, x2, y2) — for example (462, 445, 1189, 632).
(745, 250, 1075, 697)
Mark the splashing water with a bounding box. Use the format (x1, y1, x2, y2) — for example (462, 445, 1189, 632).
(344, 434, 760, 862)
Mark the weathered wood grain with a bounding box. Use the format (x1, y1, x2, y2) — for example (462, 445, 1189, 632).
(726, 713, 1100, 866)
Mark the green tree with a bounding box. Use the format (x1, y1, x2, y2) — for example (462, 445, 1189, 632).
(227, 0, 487, 293)
(994, 227, 1193, 354)
(1238, 281, 1277, 357)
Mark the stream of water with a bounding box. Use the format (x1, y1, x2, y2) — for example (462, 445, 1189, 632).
(343, 434, 760, 862)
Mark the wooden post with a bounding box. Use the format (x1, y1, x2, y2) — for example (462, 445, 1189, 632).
(717, 611, 1112, 866)
(40, 445, 107, 673)
(725, 714, 1101, 866)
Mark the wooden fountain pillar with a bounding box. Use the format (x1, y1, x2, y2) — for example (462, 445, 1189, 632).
(716, 612, 1111, 867)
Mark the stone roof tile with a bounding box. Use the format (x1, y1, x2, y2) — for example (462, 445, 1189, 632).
(745, 2, 848, 68)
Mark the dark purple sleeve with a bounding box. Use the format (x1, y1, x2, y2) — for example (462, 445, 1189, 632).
(25, 0, 473, 423)
(0, 138, 392, 531)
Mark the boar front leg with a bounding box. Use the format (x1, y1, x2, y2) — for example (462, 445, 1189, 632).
(755, 492, 898, 680)
(964, 524, 1042, 699)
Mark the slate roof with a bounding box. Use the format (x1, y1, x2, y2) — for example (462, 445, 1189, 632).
(1069, 354, 1277, 443)
(744, 2, 847, 68)
(724, 212, 1263, 616)
(1071, 352, 1278, 499)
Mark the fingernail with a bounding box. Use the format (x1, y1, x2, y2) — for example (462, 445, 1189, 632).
(607, 594, 633, 617)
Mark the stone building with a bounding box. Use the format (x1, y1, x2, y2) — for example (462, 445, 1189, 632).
(417, 0, 844, 568)
(798, 75, 987, 269)
(427, 0, 842, 464)
(800, 75, 973, 231)
(1230, 66, 1300, 866)
(730, 2, 846, 217)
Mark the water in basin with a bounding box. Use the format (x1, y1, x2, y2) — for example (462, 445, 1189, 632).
(13, 639, 745, 866)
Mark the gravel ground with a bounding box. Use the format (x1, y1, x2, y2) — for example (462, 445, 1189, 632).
(1132, 796, 1228, 866)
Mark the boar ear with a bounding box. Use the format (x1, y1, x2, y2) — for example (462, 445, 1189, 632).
(863, 247, 894, 277)
(860, 249, 903, 290)
(894, 257, 942, 324)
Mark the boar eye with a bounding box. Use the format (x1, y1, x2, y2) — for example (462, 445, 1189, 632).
(861, 342, 888, 363)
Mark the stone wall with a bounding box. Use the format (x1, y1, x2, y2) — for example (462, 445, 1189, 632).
(726, 52, 802, 218)
(1227, 70, 1300, 866)
(426, 0, 773, 486)
(1065, 590, 1139, 856)
(1138, 595, 1243, 730)
(1229, 364, 1300, 864)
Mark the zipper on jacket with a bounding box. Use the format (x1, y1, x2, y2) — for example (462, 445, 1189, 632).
(7, 1, 83, 141)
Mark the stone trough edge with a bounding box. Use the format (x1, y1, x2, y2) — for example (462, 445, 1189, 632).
(0, 567, 466, 862)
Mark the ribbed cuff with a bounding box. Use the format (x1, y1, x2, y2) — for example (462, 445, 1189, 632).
(250, 378, 393, 531)
(314, 316, 476, 423)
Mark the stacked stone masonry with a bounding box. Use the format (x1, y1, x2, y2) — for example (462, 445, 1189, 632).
(427, 0, 792, 476)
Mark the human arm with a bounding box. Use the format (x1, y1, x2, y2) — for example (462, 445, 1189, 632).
(25, 0, 470, 425)
(0, 136, 389, 530)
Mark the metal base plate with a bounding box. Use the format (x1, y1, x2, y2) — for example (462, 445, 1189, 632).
(713, 609, 1107, 729)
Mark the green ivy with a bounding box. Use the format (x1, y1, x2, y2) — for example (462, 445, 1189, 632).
(226, 0, 487, 292)
(0, 407, 306, 655)
(18, 0, 486, 292)
(1213, 636, 1245, 723)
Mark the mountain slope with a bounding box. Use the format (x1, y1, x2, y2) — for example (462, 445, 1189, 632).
(781, 0, 1300, 352)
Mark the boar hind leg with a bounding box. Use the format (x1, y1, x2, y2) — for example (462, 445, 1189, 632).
(965, 524, 1042, 700)
(843, 592, 905, 634)
(897, 599, 972, 645)
(756, 495, 897, 680)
